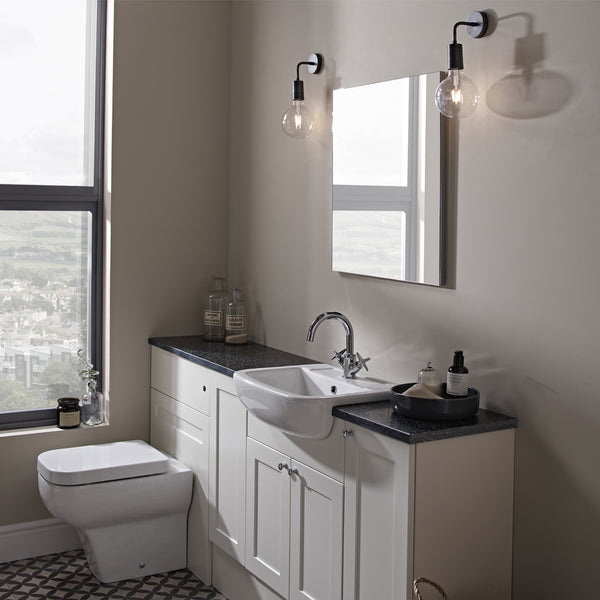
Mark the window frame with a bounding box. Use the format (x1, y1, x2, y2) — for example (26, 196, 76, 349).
(0, 1, 106, 431)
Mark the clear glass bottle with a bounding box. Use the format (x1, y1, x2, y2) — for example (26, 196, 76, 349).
(81, 380, 106, 426)
(203, 277, 232, 342)
(417, 361, 442, 395)
(225, 288, 248, 344)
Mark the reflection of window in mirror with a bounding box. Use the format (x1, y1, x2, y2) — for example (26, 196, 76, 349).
(333, 79, 411, 187)
(332, 73, 442, 286)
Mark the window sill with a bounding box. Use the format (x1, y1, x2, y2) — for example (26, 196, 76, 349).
(0, 423, 108, 439)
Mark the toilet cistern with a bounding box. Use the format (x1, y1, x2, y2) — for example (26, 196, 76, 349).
(306, 311, 370, 378)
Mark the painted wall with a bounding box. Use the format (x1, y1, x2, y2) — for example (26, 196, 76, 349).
(2, 2, 598, 598)
(0, 0, 230, 527)
(227, 2, 600, 598)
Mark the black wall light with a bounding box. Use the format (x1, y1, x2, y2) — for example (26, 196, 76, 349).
(282, 53, 324, 139)
(435, 11, 492, 118)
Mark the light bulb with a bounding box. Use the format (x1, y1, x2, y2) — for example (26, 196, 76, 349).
(435, 69, 480, 118)
(282, 100, 316, 139)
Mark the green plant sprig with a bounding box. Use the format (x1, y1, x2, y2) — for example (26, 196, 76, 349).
(77, 348, 100, 386)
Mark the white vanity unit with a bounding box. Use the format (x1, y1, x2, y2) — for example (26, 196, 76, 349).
(149, 338, 517, 600)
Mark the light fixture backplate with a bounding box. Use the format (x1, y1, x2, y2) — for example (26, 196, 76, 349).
(307, 53, 324, 75)
(466, 11, 489, 39)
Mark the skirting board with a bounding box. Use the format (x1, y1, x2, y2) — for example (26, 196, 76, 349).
(0, 518, 81, 564)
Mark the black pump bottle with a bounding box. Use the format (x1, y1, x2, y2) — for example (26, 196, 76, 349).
(447, 350, 469, 397)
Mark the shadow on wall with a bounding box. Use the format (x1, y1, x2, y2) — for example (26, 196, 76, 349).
(486, 12, 571, 118)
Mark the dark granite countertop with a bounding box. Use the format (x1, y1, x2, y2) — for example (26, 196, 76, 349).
(333, 401, 517, 444)
(149, 335, 316, 377)
(149, 336, 517, 444)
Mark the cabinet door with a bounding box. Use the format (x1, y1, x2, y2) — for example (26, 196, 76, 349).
(209, 377, 248, 564)
(150, 388, 211, 584)
(412, 430, 514, 599)
(245, 438, 291, 598)
(343, 426, 415, 600)
(289, 460, 343, 600)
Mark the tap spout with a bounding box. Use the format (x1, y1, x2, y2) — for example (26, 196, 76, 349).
(306, 311, 371, 378)
(306, 311, 354, 356)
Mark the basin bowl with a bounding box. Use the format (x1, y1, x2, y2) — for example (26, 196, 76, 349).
(233, 363, 391, 439)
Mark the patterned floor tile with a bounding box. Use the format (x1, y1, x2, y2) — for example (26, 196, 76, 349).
(0, 550, 227, 600)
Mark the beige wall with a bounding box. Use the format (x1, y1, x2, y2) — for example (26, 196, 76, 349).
(227, 2, 600, 598)
(2, 2, 599, 598)
(0, 0, 230, 526)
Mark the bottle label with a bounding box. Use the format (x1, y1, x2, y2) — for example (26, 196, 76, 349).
(226, 315, 246, 331)
(447, 373, 469, 396)
(59, 410, 80, 428)
(226, 332, 248, 344)
(204, 310, 222, 325)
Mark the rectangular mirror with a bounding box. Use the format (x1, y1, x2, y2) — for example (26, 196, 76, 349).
(332, 72, 448, 286)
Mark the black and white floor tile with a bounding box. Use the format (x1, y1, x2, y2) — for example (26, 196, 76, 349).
(0, 550, 227, 599)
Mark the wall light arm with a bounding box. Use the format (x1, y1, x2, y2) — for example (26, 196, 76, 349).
(292, 53, 324, 101)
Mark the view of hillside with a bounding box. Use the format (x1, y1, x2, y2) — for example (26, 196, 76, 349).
(0, 211, 90, 410)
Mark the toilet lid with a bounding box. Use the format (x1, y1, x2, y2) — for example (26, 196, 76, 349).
(37, 440, 170, 486)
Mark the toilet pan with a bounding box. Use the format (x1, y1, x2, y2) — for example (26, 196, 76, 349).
(37, 440, 192, 583)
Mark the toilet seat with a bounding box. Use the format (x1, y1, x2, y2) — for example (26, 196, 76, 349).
(37, 440, 169, 486)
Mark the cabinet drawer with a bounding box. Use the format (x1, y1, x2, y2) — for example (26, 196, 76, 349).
(151, 346, 210, 415)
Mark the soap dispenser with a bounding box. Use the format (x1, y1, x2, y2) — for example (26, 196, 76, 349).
(446, 350, 469, 397)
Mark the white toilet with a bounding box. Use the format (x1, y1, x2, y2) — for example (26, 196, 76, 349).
(37, 440, 192, 583)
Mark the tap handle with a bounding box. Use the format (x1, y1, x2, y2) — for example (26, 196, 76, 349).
(349, 353, 370, 376)
(331, 348, 347, 364)
(357, 353, 370, 371)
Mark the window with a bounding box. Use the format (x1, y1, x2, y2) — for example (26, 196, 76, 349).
(0, 0, 106, 430)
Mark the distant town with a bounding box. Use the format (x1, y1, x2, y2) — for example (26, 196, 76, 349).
(0, 212, 89, 411)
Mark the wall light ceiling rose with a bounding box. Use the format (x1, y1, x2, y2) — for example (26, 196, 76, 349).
(282, 52, 324, 139)
(435, 10, 491, 119)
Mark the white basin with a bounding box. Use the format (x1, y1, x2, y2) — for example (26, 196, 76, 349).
(233, 363, 392, 439)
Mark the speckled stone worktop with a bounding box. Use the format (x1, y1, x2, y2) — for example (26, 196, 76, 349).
(332, 402, 517, 444)
(149, 335, 316, 377)
(149, 336, 517, 443)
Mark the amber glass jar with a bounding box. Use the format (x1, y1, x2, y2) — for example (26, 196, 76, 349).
(57, 397, 81, 429)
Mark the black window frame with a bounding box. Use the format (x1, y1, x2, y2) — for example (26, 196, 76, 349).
(0, 1, 106, 431)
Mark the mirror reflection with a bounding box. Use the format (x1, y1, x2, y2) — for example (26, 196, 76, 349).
(332, 72, 446, 285)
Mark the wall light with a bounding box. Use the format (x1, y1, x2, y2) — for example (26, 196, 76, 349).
(282, 53, 323, 139)
(435, 10, 492, 118)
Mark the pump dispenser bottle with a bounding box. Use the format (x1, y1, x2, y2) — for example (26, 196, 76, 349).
(446, 350, 469, 397)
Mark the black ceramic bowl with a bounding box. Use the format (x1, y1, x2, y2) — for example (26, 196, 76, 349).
(390, 383, 479, 421)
